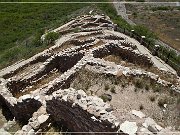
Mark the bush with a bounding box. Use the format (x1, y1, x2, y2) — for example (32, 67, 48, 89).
(100, 94, 112, 102)
(132, 12, 138, 18)
(32, 32, 43, 47)
(110, 86, 116, 93)
(135, 79, 143, 89)
(45, 32, 59, 45)
(139, 104, 144, 110)
(158, 97, 167, 107)
(145, 84, 150, 91)
(104, 84, 109, 91)
(153, 85, 162, 93)
(149, 95, 156, 102)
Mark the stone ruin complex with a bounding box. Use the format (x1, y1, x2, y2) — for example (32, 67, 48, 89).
(0, 14, 179, 135)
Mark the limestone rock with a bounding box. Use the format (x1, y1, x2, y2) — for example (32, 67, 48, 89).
(131, 110, 145, 118)
(37, 114, 49, 124)
(120, 121, 138, 135)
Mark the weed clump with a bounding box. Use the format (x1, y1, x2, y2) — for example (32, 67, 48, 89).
(100, 94, 112, 102)
(149, 95, 156, 102)
(145, 84, 150, 91)
(135, 79, 143, 89)
(110, 86, 116, 93)
(139, 104, 144, 110)
(158, 97, 167, 107)
(104, 84, 109, 91)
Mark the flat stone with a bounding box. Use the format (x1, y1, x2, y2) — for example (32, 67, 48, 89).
(148, 125, 158, 134)
(37, 114, 49, 124)
(139, 127, 153, 135)
(144, 117, 156, 127)
(105, 107, 113, 112)
(120, 121, 138, 135)
(77, 94, 81, 99)
(155, 124, 163, 131)
(21, 94, 31, 100)
(131, 110, 145, 118)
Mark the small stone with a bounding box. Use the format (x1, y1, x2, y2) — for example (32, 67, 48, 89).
(37, 114, 49, 124)
(148, 125, 158, 134)
(77, 94, 81, 99)
(155, 124, 163, 131)
(21, 94, 31, 100)
(27, 129, 35, 135)
(99, 110, 106, 115)
(139, 127, 153, 135)
(120, 121, 138, 135)
(62, 95, 68, 101)
(164, 104, 167, 108)
(144, 117, 156, 127)
(131, 110, 145, 118)
(105, 107, 113, 112)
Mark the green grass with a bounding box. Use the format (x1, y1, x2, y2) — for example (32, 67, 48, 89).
(0, 2, 91, 68)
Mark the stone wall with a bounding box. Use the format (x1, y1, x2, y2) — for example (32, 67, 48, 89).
(92, 42, 153, 67)
(46, 88, 120, 135)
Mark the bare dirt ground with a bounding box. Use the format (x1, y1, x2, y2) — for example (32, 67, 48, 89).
(126, 4, 180, 51)
(70, 68, 180, 130)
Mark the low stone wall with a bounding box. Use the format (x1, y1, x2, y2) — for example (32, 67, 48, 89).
(6, 51, 84, 96)
(92, 42, 153, 67)
(46, 88, 120, 135)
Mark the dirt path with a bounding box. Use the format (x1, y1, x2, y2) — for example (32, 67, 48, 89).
(113, 0, 135, 25)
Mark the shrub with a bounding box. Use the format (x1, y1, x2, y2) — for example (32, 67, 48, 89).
(100, 94, 112, 102)
(158, 97, 167, 107)
(132, 12, 137, 18)
(135, 79, 143, 89)
(139, 104, 144, 110)
(32, 32, 43, 47)
(145, 84, 150, 91)
(110, 86, 116, 93)
(149, 95, 156, 102)
(104, 84, 109, 91)
(45, 32, 59, 45)
(153, 85, 162, 93)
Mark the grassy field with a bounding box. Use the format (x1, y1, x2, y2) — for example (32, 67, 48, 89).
(0, 2, 87, 69)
